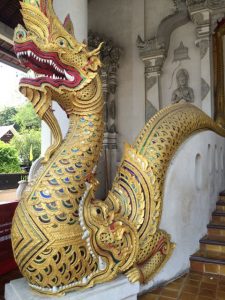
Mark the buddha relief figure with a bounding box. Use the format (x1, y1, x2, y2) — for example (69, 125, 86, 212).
(171, 68, 194, 104)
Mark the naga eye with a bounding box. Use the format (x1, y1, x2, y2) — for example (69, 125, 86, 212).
(96, 208, 101, 215)
(16, 29, 27, 40)
(56, 37, 69, 48)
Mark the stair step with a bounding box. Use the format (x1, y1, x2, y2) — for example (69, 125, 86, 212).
(216, 205, 225, 212)
(190, 250, 225, 264)
(190, 250, 225, 275)
(212, 211, 225, 216)
(208, 223, 225, 236)
(219, 190, 225, 197)
(189, 191, 225, 276)
(208, 223, 225, 229)
(217, 200, 225, 206)
(200, 235, 225, 252)
(219, 195, 225, 202)
(216, 200, 225, 211)
(212, 211, 225, 222)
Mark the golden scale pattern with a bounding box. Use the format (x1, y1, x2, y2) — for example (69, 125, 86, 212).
(11, 0, 225, 296)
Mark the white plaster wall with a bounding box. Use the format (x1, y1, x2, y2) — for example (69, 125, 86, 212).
(88, 0, 145, 159)
(145, 0, 176, 39)
(161, 22, 201, 109)
(141, 130, 225, 292)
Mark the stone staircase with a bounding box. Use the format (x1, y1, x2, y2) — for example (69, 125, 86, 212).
(190, 191, 225, 276)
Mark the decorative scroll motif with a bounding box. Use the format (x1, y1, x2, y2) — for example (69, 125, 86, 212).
(201, 78, 210, 100)
(173, 41, 190, 62)
(171, 69, 194, 103)
(11, 0, 225, 297)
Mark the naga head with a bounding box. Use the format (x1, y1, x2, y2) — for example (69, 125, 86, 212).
(14, 0, 103, 114)
(76, 184, 139, 289)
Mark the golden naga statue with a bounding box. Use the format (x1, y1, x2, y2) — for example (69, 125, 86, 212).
(11, 0, 225, 296)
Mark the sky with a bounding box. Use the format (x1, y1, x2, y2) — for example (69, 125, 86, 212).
(0, 62, 26, 110)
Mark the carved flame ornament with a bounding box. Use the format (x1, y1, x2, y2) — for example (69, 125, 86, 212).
(11, 0, 225, 296)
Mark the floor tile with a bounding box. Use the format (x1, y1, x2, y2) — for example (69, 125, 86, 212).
(139, 271, 224, 300)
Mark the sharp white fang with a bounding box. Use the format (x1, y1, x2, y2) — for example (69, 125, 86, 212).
(64, 70, 74, 81)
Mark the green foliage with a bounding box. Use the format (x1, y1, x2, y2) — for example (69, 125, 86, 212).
(0, 103, 41, 132)
(10, 129, 41, 165)
(0, 103, 41, 168)
(12, 102, 41, 131)
(0, 141, 21, 173)
(0, 106, 17, 127)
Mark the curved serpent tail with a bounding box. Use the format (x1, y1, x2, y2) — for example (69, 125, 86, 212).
(84, 103, 225, 284)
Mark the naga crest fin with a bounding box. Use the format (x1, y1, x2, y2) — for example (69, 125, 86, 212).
(63, 14, 75, 37)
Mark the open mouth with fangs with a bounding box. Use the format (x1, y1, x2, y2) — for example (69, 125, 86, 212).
(14, 41, 83, 88)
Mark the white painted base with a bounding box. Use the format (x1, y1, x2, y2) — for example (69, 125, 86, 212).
(5, 276, 140, 300)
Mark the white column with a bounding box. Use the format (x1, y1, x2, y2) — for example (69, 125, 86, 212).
(41, 0, 88, 155)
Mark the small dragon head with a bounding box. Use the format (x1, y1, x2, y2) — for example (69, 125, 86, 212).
(78, 186, 139, 288)
(14, 0, 102, 97)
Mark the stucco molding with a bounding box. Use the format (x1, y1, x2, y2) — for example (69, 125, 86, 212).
(187, 0, 225, 36)
(137, 2, 189, 72)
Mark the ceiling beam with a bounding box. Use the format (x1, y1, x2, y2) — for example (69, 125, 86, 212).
(0, 45, 16, 59)
(0, 21, 13, 45)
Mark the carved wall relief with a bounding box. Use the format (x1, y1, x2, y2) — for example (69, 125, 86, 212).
(173, 41, 190, 62)
(171, 69, 194, 103)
